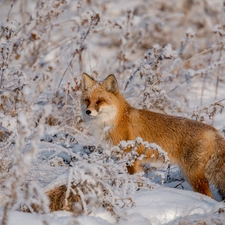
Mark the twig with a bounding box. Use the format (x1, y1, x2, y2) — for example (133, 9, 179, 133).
(174, 180, 185, 189)
(132, 79, 160, 106)
(56, 13, 100, 93)
(124, 63, 143, 91)
(6, 0, 17, 22)
(0, 69, 5, 89)
(215, 44, 224, 101)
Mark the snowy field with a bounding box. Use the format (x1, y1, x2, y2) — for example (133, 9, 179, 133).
(2, 189, 225, 225)
(0, 0, 225, 224)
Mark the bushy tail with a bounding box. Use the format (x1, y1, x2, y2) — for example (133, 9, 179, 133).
(206, 137, 225, 199)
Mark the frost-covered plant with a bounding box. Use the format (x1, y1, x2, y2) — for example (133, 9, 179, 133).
(191, 98, 225, 122)
(123, 43, 180, 114)
(29, 142, 155, 219)
(115, 137, 170, 184)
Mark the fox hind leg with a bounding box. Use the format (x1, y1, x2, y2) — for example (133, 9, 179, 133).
(188, 173, 214, 198)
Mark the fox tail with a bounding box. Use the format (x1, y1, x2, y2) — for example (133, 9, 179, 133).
(206, 136, 225, 199)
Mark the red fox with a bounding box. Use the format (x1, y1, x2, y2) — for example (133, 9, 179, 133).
(81, 72, 225, 199)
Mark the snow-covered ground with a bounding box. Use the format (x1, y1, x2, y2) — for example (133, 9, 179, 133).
(1, 188, 225, 225)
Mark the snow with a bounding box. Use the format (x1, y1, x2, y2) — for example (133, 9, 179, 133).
(2, 188, 225, 225)
(2, 139, 224, 225)
(126, 189, 220, 224)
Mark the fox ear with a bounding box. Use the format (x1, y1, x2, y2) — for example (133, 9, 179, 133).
(102, 74, 119, 93)
(82, 73, 96, 91)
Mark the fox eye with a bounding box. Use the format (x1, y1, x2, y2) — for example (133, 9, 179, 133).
(84, 99, 90, 105)
(96, 99, 104, 105)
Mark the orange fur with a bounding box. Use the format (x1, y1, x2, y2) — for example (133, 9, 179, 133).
(81, 73, 225, 199)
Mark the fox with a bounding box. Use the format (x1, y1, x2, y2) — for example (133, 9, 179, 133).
(81, 72, 225, 199)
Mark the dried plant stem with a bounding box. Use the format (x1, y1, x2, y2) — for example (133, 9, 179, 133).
(215, 44, 223, 100)
(201, 49, 213, 106)
(1, 202, 10, 225)
(124, 62, 143, 91)
(0, 69, 5, 89)
(216, 97, 225, 104)
(132, 79, 160, 106)
(56, 13, 100, 92)
(6, 0, 17, 22)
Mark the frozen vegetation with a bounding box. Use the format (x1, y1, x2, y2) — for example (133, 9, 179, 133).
(0, 0, 225, 224)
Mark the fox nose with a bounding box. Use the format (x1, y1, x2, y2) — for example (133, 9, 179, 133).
(86, 110, 91, 115)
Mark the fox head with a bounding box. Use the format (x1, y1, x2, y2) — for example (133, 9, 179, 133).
(81, 73, 121, 126)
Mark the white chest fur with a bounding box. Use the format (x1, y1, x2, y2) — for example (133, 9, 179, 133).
(82, 104, 118, 145)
